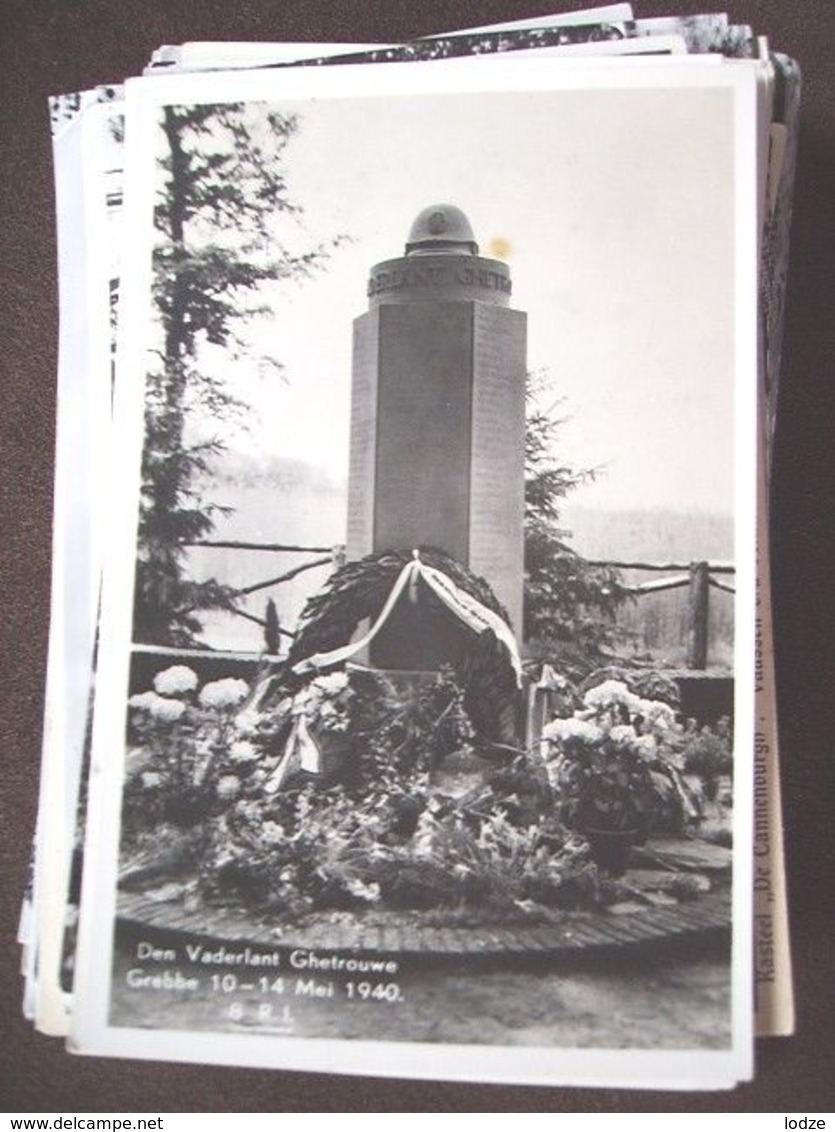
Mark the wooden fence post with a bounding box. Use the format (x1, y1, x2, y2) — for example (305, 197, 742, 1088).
(686, 560, 710, 669)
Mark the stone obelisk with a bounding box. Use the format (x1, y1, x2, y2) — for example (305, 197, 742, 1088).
(346, 204, 527, 670)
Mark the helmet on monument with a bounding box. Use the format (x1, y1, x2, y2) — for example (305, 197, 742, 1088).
(405, 204, 479, 256)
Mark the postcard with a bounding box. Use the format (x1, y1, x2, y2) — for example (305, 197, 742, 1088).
(66, 57, 759, 1087)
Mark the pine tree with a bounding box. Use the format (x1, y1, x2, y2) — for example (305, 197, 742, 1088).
(523, 373, 630, 675)
(134, 104, 339, 646)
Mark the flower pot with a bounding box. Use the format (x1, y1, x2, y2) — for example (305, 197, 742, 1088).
(582, 826, 640, 875)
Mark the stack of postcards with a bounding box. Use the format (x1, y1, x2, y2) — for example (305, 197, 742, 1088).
(22, 4, 798, 1090)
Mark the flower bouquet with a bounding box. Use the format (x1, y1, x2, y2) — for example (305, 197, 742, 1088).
(124, 666, 250, 832)
(544, 679, 699, 873)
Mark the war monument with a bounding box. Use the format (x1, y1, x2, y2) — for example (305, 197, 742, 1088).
(346, 204, 527, 670)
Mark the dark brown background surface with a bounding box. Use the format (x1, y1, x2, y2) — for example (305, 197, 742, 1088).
(1, 0, 833, 1113)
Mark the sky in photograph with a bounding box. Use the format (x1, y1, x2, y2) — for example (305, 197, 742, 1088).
(177, 83, 737, 520)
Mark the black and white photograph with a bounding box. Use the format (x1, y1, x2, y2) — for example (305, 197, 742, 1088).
(8, 0, 835, 1115)
(64, 58, 759, 1087)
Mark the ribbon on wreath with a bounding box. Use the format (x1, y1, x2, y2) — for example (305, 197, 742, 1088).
(263, 688, 323, 794)
(291, 549, 522, 686)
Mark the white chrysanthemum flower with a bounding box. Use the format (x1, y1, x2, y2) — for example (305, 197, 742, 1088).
(642, 699, 676, 729)
(583, 680, 641, 713)
(234, 707, 267, 738)
(128, 691, 159, 712)
(153, 665, 198, 697)
(144, 694, 187, 723)
(216, 774, 241, 800)
(609, 723, 638, 748)
(260, 821, 286, 845)
(199, 678, 249, 709)
(543, 717, 603, 745)
(311, 671, 349, 697)
(228, 739, 259, 765)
